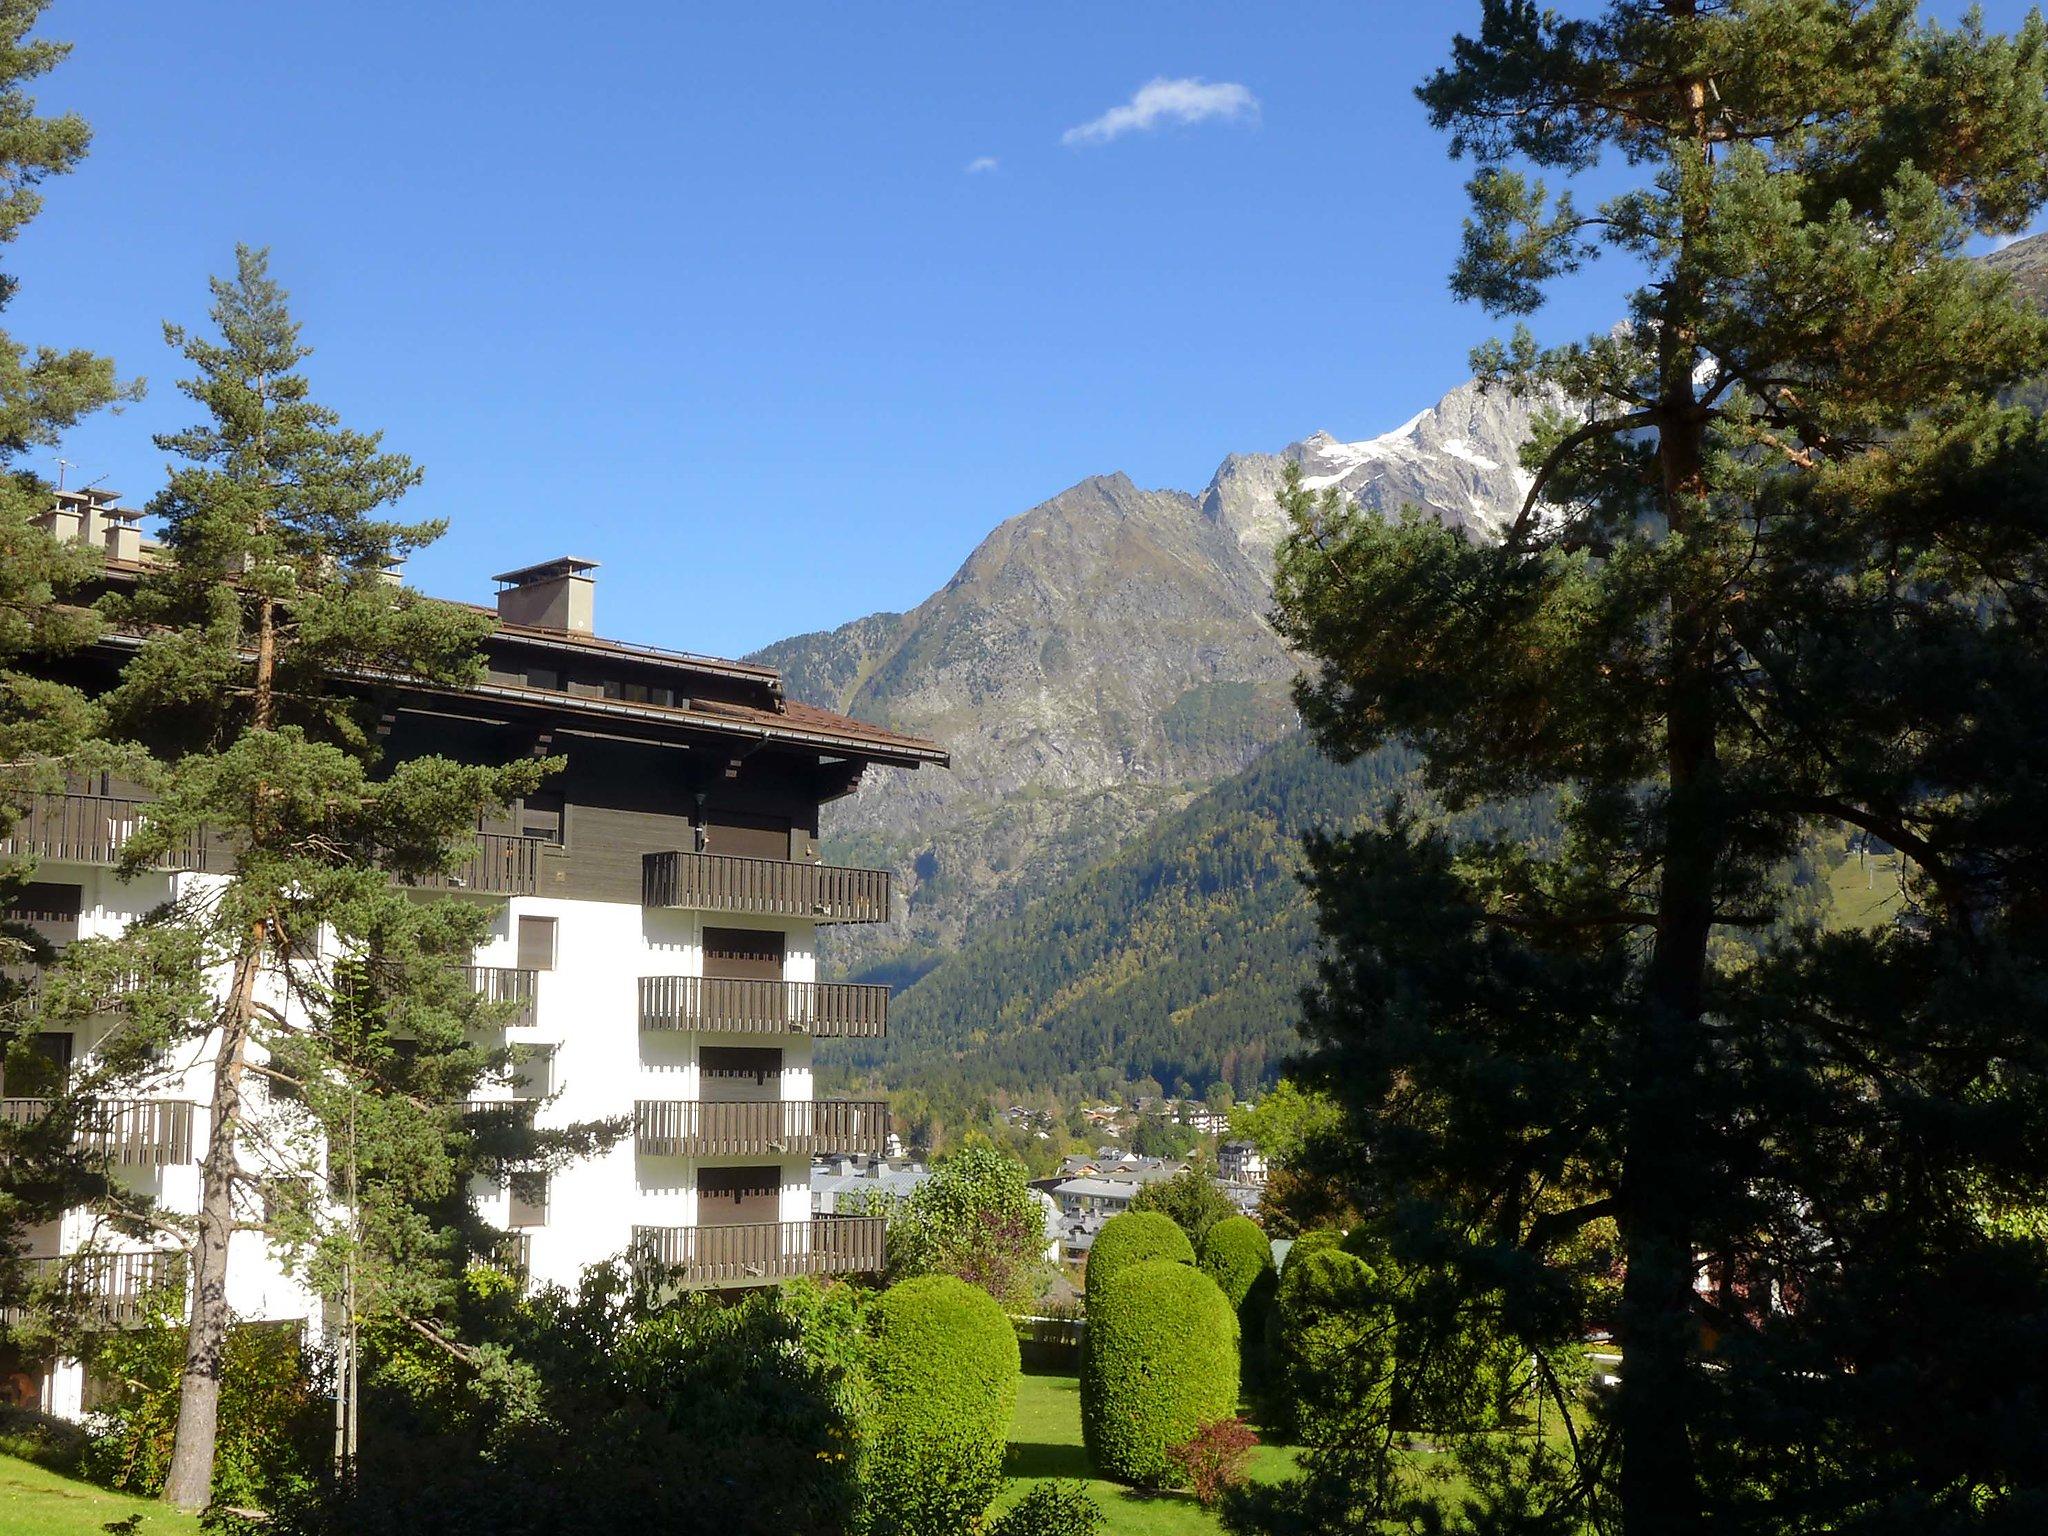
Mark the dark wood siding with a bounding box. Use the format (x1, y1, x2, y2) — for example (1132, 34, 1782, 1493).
(382, 717, 829, 906)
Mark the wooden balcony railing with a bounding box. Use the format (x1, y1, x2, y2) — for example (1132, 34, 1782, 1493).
(631, 1215, 885, 1288)
(633, 1098, 889, 1158)
(641, 852, 892, 924)
(0, 1097, 196, 1165)
(0, 793, 218, 872)
(483, 1232, 532, 1280)
(463, 965, 538, 1026)
(0, 1250, 188, 1326)
(636, 976, 888, 1039)
(460, 1098, 539, 1129)
(409, 834, 545, 896)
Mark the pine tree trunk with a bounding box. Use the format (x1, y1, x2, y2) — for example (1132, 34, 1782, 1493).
(1616, 307, 1716, 1531)
(164, 592, 277, 1512)
(162, 937, 259, 1511)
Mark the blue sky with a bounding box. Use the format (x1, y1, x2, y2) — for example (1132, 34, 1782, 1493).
(15, 1, 2045, 657)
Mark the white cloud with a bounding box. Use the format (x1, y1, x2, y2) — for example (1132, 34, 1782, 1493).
(965, 156, 999, 174)
(1062, 76, 1259, 147)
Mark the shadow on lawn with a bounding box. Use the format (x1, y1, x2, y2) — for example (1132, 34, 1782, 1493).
(1005, 1440, 1094, 1480)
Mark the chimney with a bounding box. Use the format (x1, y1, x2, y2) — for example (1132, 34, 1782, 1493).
(102, 507, 144, 563)
(492, 557, 598, 634)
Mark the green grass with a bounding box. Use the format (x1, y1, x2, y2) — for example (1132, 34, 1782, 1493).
(1826, 848, 1905, 931)
(992, 1373, 1297, 1536)
(0, 1453, 200, 1536)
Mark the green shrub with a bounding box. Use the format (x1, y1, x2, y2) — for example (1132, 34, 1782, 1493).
(81, 1315, 325, 1507)
(1270, 1240, 1395, 1440)
(863, 1273, 1020, 1536)
(0, 1401, 88, 1473)
(986, 1481, 1104, 1536)
(1199, 1215, 1273, 1309)
(1083, 1211, 1194, 1308)
(1081, 1259, 1240, 1487)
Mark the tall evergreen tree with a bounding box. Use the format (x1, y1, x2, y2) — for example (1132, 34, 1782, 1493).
(91, 247, 593, 1512)
(0, 0, 142, 1325)
(1259, 4, 2048, 1533)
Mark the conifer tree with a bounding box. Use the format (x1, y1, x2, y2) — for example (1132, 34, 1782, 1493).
(0, 0, 142, 1322)
(1261, 4, 2048, 1533)
(91, 247, 593, 1512)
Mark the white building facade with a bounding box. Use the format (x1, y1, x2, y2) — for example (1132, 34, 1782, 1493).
(2, 518, 945, 1415)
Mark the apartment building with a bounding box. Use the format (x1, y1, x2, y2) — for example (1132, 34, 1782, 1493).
(1, 492, 946, 1414)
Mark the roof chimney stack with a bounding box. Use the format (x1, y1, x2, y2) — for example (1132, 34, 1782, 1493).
(492, 557, 598, 635)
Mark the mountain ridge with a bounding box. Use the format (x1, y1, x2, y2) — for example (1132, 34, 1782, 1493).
(750, 377, 1554, 973)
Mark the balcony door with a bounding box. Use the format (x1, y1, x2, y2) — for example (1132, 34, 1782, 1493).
(700, 812, 790, 861)
(699, 1046, 782, 1104)
(697, 1164, 781, 1226)
(702, 927, 786, 1029)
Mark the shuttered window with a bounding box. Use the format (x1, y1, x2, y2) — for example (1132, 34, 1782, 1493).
(519, 792, 564, 845)
(700, 1047, 781, 1085)
(508, 1171, 549, 1228)
(701, 813, 790, 861)
(698, 1165, 780, 1201)
(512, 1046, 554, 1099)
(516, 916, 556, 972)
(12, 882, 81, 921)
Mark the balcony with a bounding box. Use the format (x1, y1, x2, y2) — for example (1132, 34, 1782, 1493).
(410, 834, 545, 896)
(463, 965, 538, 1026)
(0, 793, 219, 872)
(637, 976, 887, 1039)
(0, 1250, 188, 1327)
(633, 1098, 889, 1158)
(460, 1098, 539, 1129)
(641, 851, 891, 924)
(631, 1215, 885, 1288)
(0, 1097, 196, 1165)
(482, 1232, 532, 1280)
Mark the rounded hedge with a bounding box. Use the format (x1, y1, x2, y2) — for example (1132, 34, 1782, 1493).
(864, 1274, 1021, 1536)
(1081, 1259, 1240, 1487)
(1198, 1216, 1274, 1310)
(1085, 1211, 1195, 1307)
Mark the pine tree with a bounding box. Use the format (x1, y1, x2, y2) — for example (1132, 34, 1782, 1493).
(1262, 4, 2048, 1533)
(89, 247, 595, 1512)
(0, 0, 142, 1326)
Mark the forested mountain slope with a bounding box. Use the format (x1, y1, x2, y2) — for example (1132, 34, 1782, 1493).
(825, 730, 1555, 1099)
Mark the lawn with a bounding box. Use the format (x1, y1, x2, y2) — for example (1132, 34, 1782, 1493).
(992, 1372, 1298, 1536)
(1826, 847, 1904, 930)
(0, 1453, 200, 1536)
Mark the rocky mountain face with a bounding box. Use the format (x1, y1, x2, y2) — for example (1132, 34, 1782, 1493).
(1988, 229, 2048, 306)
(750, 378, 1554, 978)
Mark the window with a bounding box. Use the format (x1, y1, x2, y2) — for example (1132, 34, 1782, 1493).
(508, 1171, 549, 1228)
(512, 1046, 554, 1100)
(0, 1040, 72, 1097)
(516, 915, 556, 972)
(697, 1165, 778, 1203)
(519, 791, 564, 845)
(702, 927, 784, 981)
(11, 882, 81, 922)
(700, 1047, 781, 1086)
(701, 812, 791, 861)
(524, 665, 561, 691)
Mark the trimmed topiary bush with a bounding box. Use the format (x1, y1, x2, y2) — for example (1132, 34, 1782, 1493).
(1199, 1215, 1274, 1309)
(862, 1273, 1021, 1536)
(1081, 1259, 1240, 1487)
(1084, 1210, 1195, 1307)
